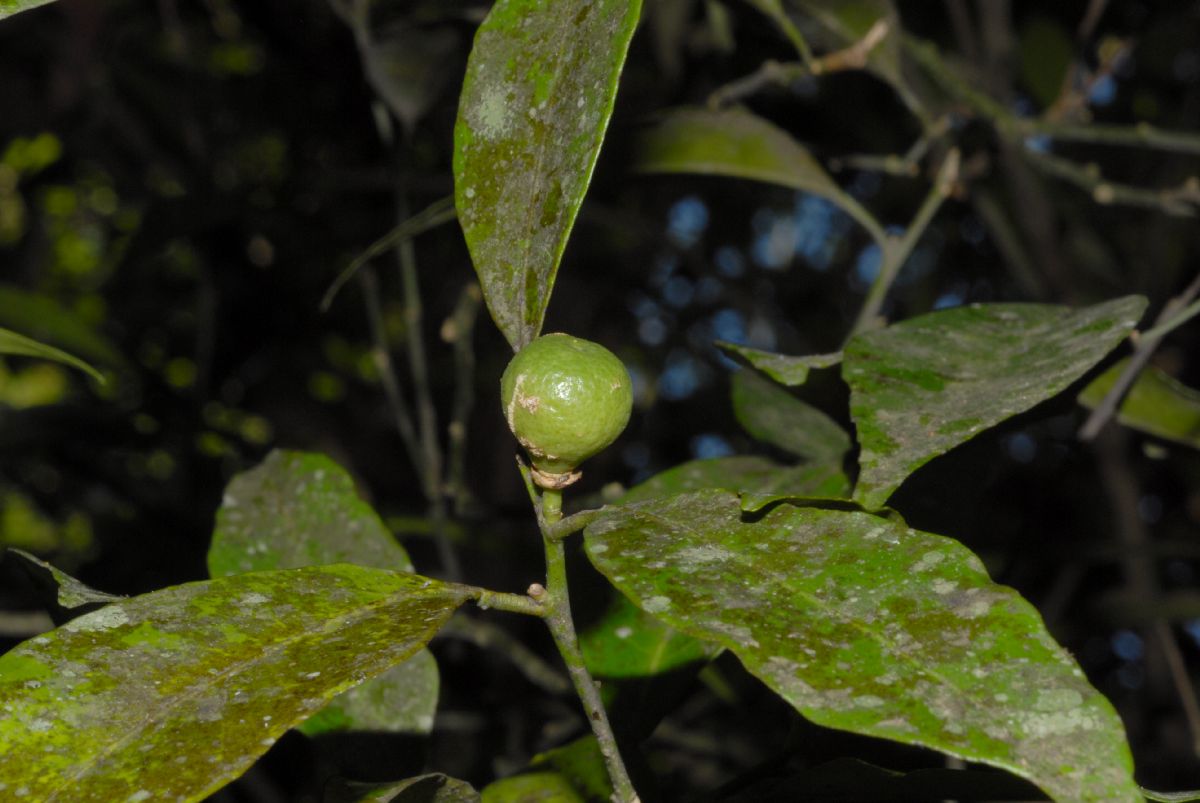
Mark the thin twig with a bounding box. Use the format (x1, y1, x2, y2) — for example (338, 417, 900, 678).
(1023, 149, 1200, 217)
(1079, 271, 1200, 441)
(1094, 430, 1200, 757)
(437, 613, 569, 693)
(1154, 620, 1200, 757)
(1140, 296, 1200, 342)
(942, 0, 978, 63)
(320, 195, 456, 312)
(708, 19, 890, 108)
(360, 267, 422, 475)
(443, 283, 483, 516)
(395, 194, 460, 581)
(846, 149, 960, 341)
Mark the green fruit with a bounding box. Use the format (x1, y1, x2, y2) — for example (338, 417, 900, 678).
(501, 333, 633, 479)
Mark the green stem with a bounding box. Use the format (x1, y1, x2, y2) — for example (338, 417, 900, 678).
(846, 149, 959, 342)
(538, 488, 638, 802)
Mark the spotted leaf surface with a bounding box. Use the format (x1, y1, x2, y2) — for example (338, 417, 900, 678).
(209, 449, 438, 737)
(0, 565, 471, 802)
(580, 594, 718, 678)
(844, 296, 1147, 509)
(620, 455, 849, 506)
(584, 490, 1139, 802)
(454, 0, 642, 350)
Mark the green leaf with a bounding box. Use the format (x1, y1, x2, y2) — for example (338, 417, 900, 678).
(844, 296, 1147, 509)
(326, 773, 481, 803)
(584, 491, 1140, 802)
(0, 0, 55, 21)
(209, 450, 414, 576)
(718, 341, 842, 386)
(581, 593, 719, 678)
(530, 736, 613, 803)
(1078, 358, 1200, 449)
(0, 285, 125, 372)
(740, 0, 812, 60)
(1142, 789, 1200, 803)
(0, 327, 105, 383)
(732, 369, 852, 464)
(0, 564, 472, 802)
(725, 757, 1047, 801)
(454, 0, 642, 350)
(361, 26, 462, 135)
(209, 450, 438, 737)
(4, 548, 124, 608)
(621, 454, 844, 504)
(481, 736, 612, 803)
(634, 107, 886, 246)
(1019, 16, 1073, 110)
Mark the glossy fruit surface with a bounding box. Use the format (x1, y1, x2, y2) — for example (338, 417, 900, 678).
(501, 333, 632, 475)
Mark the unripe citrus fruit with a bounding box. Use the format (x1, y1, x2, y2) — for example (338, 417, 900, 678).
(501, 333, 633, 483)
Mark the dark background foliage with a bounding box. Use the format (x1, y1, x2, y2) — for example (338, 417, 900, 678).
(2, 0, 1200, 798)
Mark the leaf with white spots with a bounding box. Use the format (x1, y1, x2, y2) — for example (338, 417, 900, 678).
(454, 0, 642, 350)
(844, 296, 1147, 509)
(584, 490, 1140, 802)
(208, 450, 439, 737)
(0, 564, 473, 802)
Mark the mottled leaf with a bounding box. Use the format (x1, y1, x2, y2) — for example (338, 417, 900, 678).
(620, 455, 847, 505)
(0, 564, 472, 802)
(1078, 358, 1200, 449)
(601, 455, 843, 676)
(209, 450, 438, 737)
(209, 450, 414, 577)
(0, 0, 55, 21)
(581, 593, 718, 678)
(0, 327, 104, 383)
(584, 491, 1139, 802)
(454, 0, 642, 350)
(5, 548, 124, 608)
(844, 296, 1147, 509)
(726, 757, 1046, 801)
(733, 369, 851, 464)
(718, 341, 842, 386)
(326, 773, 480, 803)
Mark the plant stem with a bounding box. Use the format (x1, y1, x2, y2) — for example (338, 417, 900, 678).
(395, 194, 461, 581)
(1078, 270, 1200, 441)
(360, 266, 423, 476)
(846, 149, 960, 342)
(538, 487, 638, 803)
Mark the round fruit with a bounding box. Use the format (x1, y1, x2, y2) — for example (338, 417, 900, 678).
(501, 333, 632, 480)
